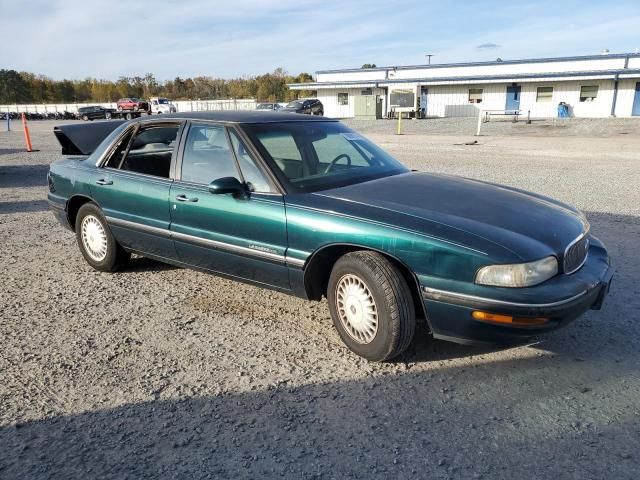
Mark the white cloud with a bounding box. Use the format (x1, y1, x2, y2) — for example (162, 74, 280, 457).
(1, 0, 639, 79)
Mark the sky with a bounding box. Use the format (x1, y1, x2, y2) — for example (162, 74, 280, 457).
(1, 0, 640, 80)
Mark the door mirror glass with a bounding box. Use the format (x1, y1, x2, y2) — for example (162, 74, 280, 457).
(208, 177, 247, 197)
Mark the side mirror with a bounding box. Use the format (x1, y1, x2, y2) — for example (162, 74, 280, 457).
(208, 177, 248, 198)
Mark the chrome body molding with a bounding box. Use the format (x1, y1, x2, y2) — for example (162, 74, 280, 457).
(105, 216, 306, 268)
(422, 285, 588, 308)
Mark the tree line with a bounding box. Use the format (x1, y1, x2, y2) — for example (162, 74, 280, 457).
(0, 68, 315, 104)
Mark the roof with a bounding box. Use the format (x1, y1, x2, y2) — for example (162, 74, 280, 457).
(315, 52, 640, 75)
(142, 110, 335, 123)
(289, 68, 640, 89)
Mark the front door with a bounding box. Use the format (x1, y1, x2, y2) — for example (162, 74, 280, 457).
(169, 122, 290, 289)
(505, 85, 521, 113)
(90, 121, 182, 259)
(633, 82, 640, 116)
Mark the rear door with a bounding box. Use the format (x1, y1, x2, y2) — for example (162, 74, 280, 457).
(90, 120, 183, 259)
(169, 122, 290, 289)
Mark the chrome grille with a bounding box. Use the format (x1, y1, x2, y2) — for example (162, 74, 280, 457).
(564, 235, 589, 274)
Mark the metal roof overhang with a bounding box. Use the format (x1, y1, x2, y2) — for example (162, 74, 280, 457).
(288, 82, 378, 90)
(289, 69, 640, 90)
(315, 52, 640, 75)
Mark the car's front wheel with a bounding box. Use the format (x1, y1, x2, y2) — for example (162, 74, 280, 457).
(75, 203, 130, 272)
(327, 251, 416, 361)
(81, 114, 88, 121)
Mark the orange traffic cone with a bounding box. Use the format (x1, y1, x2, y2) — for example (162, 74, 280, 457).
(21, 113, 33, 152)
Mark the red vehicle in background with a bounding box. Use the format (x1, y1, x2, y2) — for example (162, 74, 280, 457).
(116, 98, 150, 112)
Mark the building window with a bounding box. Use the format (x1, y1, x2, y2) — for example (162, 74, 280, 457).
(536, 86, 553, 102)
(468, 88, 483, 104)
(389, 89, 415, 108)
(579, 85, 598, 102)
(338, 93, 349, 105)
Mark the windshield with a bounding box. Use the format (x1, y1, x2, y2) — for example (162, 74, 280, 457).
(286, 100, 303, 108)
(158, 98, 169, 104)
(243, 122, 408, 193)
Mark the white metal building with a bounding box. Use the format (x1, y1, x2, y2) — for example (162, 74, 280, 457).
(288, 52, 640, 119)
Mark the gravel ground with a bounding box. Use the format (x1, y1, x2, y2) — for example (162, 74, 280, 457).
(1, 119, 639, 479)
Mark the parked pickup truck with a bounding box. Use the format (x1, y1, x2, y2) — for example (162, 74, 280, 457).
(149, 97, 177, 114)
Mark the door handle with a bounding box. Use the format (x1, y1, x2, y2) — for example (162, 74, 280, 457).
(95, 179, 113, 185)
(175, 194, 198, 202)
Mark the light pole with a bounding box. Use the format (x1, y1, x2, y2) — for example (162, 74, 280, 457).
(425, 54, 434, 65)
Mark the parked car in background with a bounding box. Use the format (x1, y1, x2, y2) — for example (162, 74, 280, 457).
(77, 106, 116, 121)
(48, 111, 612, 362)
(116, 98, 150, 112)
(150, 97, 177, 114)
(256, 102, 282, 111)
(279, 99, 323, 115)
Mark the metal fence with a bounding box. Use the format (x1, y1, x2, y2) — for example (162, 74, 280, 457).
(0, 99, 257, 114)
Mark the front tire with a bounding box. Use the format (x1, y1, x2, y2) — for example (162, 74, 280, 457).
(81, 114, 88, 121)
(75, 203, 130, 272)
(327, 251, 415, 361)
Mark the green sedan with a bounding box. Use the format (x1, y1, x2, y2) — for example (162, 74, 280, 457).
(47, 112, 612, 361)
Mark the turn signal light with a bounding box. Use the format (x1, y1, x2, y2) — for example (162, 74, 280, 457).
(472, 311, 549, 326)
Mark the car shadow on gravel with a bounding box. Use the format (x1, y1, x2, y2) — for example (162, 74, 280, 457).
(0, 164, 49, 188)
(126, 256, 179, 272)
(0, 199, 49, 214)
(1, 352, 638, 480)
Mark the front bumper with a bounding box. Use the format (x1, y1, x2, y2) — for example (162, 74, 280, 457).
(421, 239, 612, 345)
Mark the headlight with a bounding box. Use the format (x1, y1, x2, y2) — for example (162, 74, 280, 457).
(475, 256, 558, 287)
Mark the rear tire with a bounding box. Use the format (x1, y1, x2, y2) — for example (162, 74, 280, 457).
(75, 202, 130, 272)
(327, 251, 415, 361)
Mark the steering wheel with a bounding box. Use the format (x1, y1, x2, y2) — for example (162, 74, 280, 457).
(324, 153, 352, 173)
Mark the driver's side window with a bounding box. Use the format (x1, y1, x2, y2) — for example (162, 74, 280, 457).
(180, 124, 239, 184)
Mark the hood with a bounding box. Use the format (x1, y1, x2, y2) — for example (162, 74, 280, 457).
(311, 172, 588, 261)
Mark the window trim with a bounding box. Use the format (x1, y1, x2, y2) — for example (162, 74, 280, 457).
(579, 85, 599, 102)
(468, 88, 483, 104)
(338, 92, 349, 106)
(536, 86, 554, 103)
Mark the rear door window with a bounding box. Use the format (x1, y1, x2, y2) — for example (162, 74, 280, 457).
(105, 124, 179, 178)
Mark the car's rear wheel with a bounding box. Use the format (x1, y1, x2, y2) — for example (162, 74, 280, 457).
(327, 251, 415, 361)
(105, 112, 112, 120)
(75, 203, 130, 272)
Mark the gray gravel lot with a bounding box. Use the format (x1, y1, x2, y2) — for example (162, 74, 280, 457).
(1, 118, 639, 479)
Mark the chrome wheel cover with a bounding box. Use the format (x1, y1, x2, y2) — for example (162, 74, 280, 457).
(335, 274, 378, 344)
(81, 215, 108, 261)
